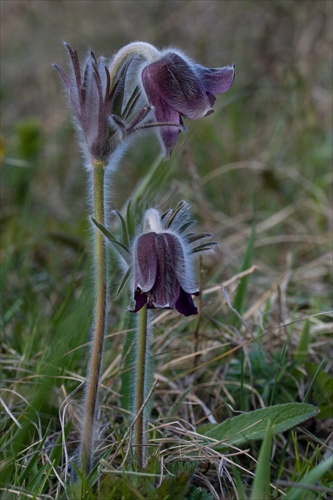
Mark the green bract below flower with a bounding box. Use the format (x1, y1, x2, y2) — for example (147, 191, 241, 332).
(131, 202, 217, 317)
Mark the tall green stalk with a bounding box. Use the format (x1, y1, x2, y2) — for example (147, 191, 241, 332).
(135, 304, 148, 469)
(81, 161, 107, 476)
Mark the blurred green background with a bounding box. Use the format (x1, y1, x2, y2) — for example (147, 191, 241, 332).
(1, 0, 331, 310)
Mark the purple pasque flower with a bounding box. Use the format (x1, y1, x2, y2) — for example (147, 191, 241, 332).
(53, 44, 115, 162)
(141, 50, 235, 156)
(131, 202, 216, 317)
(54, 43, 154, 164)
(133, 231, 199, 317)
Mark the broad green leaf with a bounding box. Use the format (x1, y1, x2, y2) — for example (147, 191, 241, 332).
(198, 403, 318, 450)
(284, 455, 333, 500)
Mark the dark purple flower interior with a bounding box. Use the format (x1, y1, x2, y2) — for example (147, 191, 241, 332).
(175, 287, 198, 316)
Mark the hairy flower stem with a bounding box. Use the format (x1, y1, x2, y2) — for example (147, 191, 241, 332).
(81, 161, 107, 476)
(135, 304, 148, 469)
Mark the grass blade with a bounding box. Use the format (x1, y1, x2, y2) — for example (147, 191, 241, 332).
(231, 220, 255, 326)
(250, 420, 274, 500)
(284, 456, 333, 500)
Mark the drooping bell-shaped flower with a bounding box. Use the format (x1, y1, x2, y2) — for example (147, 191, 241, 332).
(131, 202, 216, 317)
(133, 231, 199, 316)
(141, 50, 235, 156)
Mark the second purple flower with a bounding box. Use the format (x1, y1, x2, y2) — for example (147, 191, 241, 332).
(133, 231, 199, 317)
(131, 202, 216, 317)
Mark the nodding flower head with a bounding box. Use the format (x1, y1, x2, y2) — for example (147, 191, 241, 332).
(141, 50, 235, 156)
(131, 202, 217, 317)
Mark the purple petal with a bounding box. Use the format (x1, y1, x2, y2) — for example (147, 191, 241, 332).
(52, 63, 71, 90)
(65, 43, 82, 90)
(131, 290, 148, 313)
(155, 100, 181, 157)
(207, 92, 216, 107)
(142, 66, 181, 155)
(53, 64, 81, 119)
(133, 232, 158, 293)
(194, 64, 235, 95)
(152, 233, 181, 309)
(163, 233, 198, 295)
(142, 52, 212, 121)
(97, 56, 109, 92)
(175, 287, 198, 316)
(83, 56, 100, 145)
(65, 44, 86, 119)
(163, 233, 186, 281)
